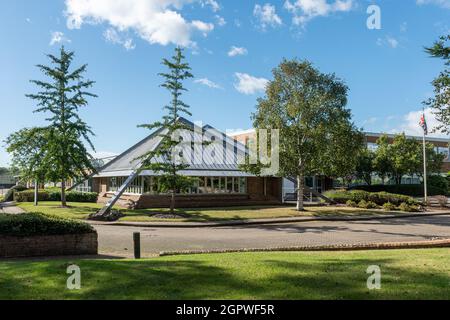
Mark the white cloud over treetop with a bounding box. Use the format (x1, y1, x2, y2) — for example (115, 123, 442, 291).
(253, 3, 283, 29)
(64, 0, 217, 47)
(50, 31, 71, 46)
(234, 73, 269, 95)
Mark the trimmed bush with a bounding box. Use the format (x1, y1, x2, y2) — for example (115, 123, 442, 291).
(0, 213, 95, 237)
(14, 191, 50, 202)
(324, 190, 417, 206)
(398, 202, 421, 213)
(358, 200, 378, 209)
(428, 175, 449, 194)
(346, 200, 358, 208)
(350, 184, 445, 197)
(1, 185, 28, 202)
(382, 202, 397, 211)
(14, 190, 98, 203)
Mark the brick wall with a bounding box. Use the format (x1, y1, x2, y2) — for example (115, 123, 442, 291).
(0, 233, 98, 258)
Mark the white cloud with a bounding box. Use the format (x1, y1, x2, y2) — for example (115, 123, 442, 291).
(416, 0, 450, 9)
(104, 28, 136, 50)
(388, 108, 449, 138)
(253, 3, 283, 29)
(228, 46, 248, 57)
(200, 0, 221, 12)
(191, 20, 215, 36)
(215, 15, 226, 26)
(50, 31, 71, 46)
(234, 73, 269, 95)
(64, 0, 216, 47)
(194, 78, 223, 89)
(400, 22, 408, 32)
(377, 35, 399, 48)
(284, 0, 354, 26)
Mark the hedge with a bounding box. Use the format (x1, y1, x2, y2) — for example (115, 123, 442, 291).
(324, 190, 418, 206)
(349, 184, 446, 197)
(0, 213, 95, 237)
(1, 185, 28, 202)
(14, 190, 98, 203)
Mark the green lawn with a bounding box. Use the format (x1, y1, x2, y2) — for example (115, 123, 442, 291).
(17, 202, 388, 222)
(1, 249, 449, 300)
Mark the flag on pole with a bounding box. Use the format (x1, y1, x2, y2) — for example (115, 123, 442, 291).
(419, 113, 428, 135)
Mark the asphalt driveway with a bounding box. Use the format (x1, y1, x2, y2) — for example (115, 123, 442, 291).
(94, 214, 450, 257)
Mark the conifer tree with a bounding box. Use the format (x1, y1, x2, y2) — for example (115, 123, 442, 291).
(26, 46, 97, 207)
(138, 47, 194, 214)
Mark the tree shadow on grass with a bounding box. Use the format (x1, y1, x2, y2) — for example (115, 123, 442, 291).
(1, 252, 449, 300)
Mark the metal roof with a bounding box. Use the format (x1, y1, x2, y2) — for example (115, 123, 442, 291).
(95, 118, 250, 177)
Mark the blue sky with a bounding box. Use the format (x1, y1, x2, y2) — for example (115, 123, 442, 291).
(0, 0, 449, 166)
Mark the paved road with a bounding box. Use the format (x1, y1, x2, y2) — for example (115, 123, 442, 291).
(95, 215, 450, 258)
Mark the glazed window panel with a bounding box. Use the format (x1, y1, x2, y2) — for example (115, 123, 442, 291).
(239, 177, 247, 193)
(108, 176, 248, 195)
(226, 178, 233, 193)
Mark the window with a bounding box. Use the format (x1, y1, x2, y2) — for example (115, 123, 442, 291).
(234, 178, 240, 194)
(198, 177, 207, 194)
(239, 177, 247, 193)
(367, 143, 378, 151)
(108, 176, 248, 195)
(213, 178, 220, 193)
(226, 178, 233, 193)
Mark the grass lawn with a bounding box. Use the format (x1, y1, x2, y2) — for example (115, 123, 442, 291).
(0, 249, 449, 300)
(17, 202, 388, 222)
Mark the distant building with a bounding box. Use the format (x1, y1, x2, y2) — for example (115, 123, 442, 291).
(229, 129, 450, 194)
(0, 174, 16, 188)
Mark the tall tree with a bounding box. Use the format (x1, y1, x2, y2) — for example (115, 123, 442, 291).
(424, 34, 449, 133)
(251, 59, 364, 211)
(355, 149, 375, 186)
(5, 127, 51, 182)
(138, 47, 194, 214)
(389, 134, 422, 184)
(26, 46, 97, 207)
(373, 134, 445, 185)
(5, 127, 52, 205)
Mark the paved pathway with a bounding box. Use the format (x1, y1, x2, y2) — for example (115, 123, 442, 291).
(95, 215, 450, 258)
(0, 202, 25, 215)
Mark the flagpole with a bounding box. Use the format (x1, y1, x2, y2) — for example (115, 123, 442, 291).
(422, 115, 428, 204)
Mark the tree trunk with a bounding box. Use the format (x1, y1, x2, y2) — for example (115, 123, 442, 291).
(170, 190, 175, 215)
(61, 181, 67, 207)
(296, 175, 305, 211)
(34, 180, 39, 207)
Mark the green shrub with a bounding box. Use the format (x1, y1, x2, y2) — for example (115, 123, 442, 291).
(0, 213, 95, 237)
(350, 184, 445, 197)
(2, 185, 28, 202)
(382, 202, 397, 211)
(346, 200, 358, 207)
(14, 191, 50, 202)
(358, 200, 377, 209)
(428, 175, 448, 194)
(14, 190, 98, 203)
(325, 190, 417, 206)
(398, 202, 421, 213)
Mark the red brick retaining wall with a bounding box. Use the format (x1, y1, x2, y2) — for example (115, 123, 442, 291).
(0, 233, 98, 258)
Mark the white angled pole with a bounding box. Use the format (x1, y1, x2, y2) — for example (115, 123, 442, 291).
(423, 132, 428, 203)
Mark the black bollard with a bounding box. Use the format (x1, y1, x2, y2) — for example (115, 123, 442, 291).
(133, 232, 141, 259)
